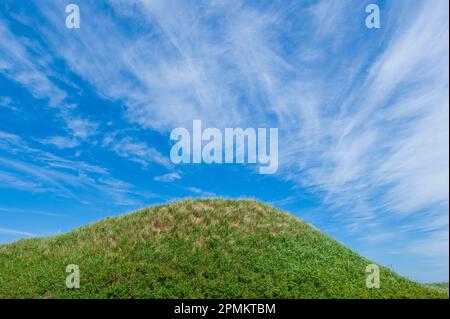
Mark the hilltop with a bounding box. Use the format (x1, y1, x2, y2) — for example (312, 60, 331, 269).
(0, 199, 445, 298)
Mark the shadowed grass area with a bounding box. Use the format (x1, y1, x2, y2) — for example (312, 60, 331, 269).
(0, 199, 446, 299)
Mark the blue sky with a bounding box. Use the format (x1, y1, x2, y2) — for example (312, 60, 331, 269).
(0, 0, 448, 283)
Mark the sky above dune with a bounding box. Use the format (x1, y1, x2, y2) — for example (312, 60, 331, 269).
(0, 0, 448, 282)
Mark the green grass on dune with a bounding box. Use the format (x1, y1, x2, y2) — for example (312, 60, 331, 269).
(0, 199, 446, 299)
(424, 283, 449, 295)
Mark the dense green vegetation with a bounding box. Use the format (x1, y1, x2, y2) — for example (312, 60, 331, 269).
(424, 283, 449, 295)
(0, 199, 446, 298)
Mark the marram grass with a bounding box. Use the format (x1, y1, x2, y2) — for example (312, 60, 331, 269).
(0, 199, 446, 299)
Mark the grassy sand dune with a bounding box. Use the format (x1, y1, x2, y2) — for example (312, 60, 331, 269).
(0, 199, 446, 298)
